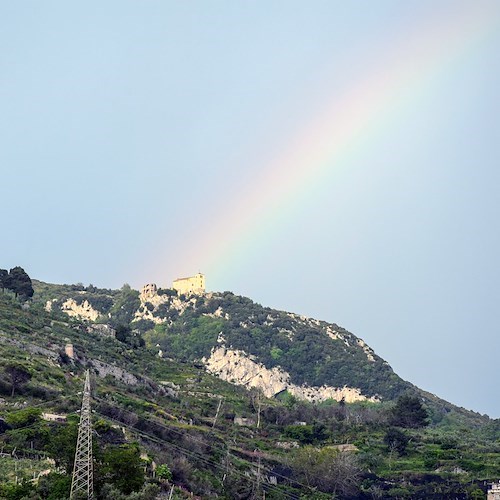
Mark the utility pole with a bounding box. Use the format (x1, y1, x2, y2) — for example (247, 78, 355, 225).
(70, 370, 94, 499)
(254, 449, 263, 500)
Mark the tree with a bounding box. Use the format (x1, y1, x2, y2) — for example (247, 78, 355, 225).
(390, 394, 429, 428)
(0, 481, 35, 499)
(4, 407, 41, 428)
(6, 266, 34, 299)
(98, 483, 160, 500)
(37, 472, 72, 500)
(115, 324, 145, 348)
(284, 424, 315, 444)
(5, 363, 32, 397)
(109, 285, 140, 327)
(46, 417, 79, 473)
(101, 444, 145, 494)
(384, 427, 410, 455)
(0, 269, 8, 292)
(115, 324, 132, 343)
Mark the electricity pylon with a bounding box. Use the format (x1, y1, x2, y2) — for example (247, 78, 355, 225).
(70, 370, 93, 499)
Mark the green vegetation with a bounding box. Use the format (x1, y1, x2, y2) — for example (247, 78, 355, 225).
(184, 291, 410, 399)
(390, 394, 429, 428)
(0, 280, 496, 498)
(108, 284, 141, 328)
(0, 267, 34, 300)
(146, 315, 226, 361)
(4, 363, 32, 398)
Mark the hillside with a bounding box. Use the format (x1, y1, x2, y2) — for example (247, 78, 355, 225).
(33, 281, 411, 402)
(0, 280, 498, 499)
(32, 280, 485, 415)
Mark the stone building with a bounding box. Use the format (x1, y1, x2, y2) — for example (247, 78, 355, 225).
(172, 273, 205, 295)
(140, 283, 158, 300)
(65, 343, 74, 359)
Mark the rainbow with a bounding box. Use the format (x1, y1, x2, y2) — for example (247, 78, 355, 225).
(158, 3, 498, 287)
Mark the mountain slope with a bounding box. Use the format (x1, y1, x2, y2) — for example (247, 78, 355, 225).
(32, 279, 494, 428)
(0, 283, 498, 499)
(35, 282, 412, 402)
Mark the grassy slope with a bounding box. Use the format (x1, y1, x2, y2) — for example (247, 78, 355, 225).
(0, 287, 498, 498)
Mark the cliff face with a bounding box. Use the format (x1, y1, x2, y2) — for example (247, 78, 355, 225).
(59, 298, 100, 321)
(203, 346, 378, 403)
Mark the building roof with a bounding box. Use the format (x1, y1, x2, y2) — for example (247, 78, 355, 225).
(173, 273, 204, 282)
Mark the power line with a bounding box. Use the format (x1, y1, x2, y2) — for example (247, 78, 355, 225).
(94, 395, 309, 493)
(104, 412, 300, 499)
(1, 381, 313, 498)
(94, 411, 302, 500)
(94, 396, 304, 491)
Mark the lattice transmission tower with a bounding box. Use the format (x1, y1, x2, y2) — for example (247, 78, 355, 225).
(70, 369, 94, 499)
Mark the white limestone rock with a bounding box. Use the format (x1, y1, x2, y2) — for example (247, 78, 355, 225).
(61, 298, 99, 321)
(203, 347, 378, 403)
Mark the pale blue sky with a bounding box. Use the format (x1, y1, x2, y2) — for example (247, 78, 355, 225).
(1, 2, 499, 417)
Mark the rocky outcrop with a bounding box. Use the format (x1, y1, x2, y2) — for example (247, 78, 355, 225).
(203, 347, 290, 398)
(61, 298, 100, 321)
(45, 299, 56, 313)
(357, 338, 376, 362)
(87, 324, 116, 338)
(0, 331, 59, 361)
(203, 306, 229, 320)
(203, 347, 378, 403)
(87, 359, 177, 397)
(134, 288, 197, 324)
(90, 359, 139, 385)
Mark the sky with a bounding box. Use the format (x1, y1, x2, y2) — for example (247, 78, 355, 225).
(1, 1, 499, 417)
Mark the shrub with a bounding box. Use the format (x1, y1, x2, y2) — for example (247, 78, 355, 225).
(384, 428, 409, 455)
(5, 407, 41, 428)
(37, 472, 71, 500)
(0, 481, 35, 500)
(156, 463, 172, 481)
(101, 444, 146, 494)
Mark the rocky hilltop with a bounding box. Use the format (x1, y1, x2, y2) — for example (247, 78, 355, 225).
(35, 281, 413, 405)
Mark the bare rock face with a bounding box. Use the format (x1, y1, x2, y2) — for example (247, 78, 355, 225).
(134, 285, 197, 324)
(88, 359, 178, 397)
(203, 347, 289, 397)
(45, 299, 56, 312)
(87, 324, 116, 338)
(61, 298, 99, 321)
(357, 338, 376, 362)
(203, 347, 378, 403)
(90, 359, 139, 385)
